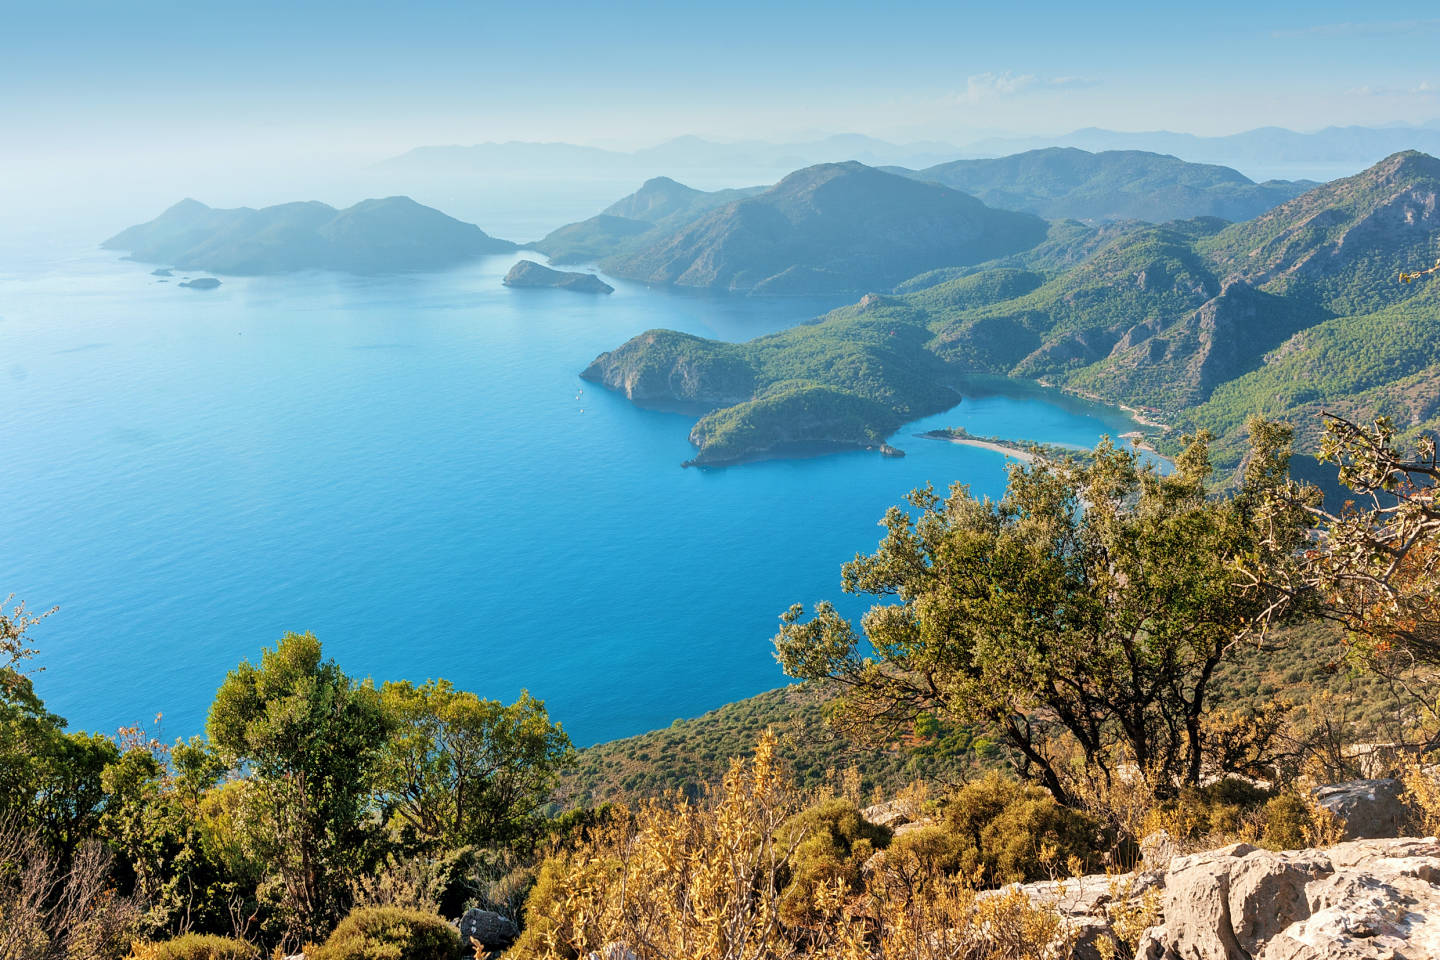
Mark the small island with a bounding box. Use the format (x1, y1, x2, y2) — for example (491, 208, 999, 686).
(503, 260, 613, 294)
(178, 277, 222, 290)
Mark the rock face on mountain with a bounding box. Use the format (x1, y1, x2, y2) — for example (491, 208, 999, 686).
(502, 260, 613, 293)
(105, 196, 516, 275)
(603, 162, 1049, 295)
(901, 147, 1314, 223)
(1203, 150, 1440, 312)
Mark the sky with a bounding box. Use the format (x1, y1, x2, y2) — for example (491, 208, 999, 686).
(6, 1, 1440, 232)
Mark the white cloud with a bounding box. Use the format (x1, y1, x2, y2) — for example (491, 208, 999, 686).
(1272, 19, 1440, 39)
(957, 73, 1093, 104)
(1344, 81, 1440, 97)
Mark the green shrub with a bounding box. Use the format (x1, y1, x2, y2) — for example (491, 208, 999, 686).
(884, 823, 966, 874)
(942, 772, 1107, 884)
(1261, 789, 1331, 851)
(129, 934, 260, 960)
(1148, 778, 1271, 845)
(776, 797, 892, 925)
(309, 907, 460, 960)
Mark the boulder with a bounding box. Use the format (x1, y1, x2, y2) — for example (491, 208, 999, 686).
(1140, 829, 1181, 871)
(861, 800, 913, 830)
(1132, 837, 1440, 960)
(1313, 778, 1416, 840)
(459, 908, 519, 951)
(1065, 915, 1118, 960)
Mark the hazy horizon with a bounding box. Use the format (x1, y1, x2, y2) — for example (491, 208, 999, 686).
(9, 2, 1440, 242)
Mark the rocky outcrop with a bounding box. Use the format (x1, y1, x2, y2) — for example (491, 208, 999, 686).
(1314, 778, 1416, 840)
(502, 259, 613, 293)
(860, 800, 915, 830)
(1135, 838, 1440, 960)
(459, 908, 518, 951)
(992, 835, 1440, 959)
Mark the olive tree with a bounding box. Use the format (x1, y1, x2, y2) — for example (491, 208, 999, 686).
(207, 632, 391, 944)
(775, 424, 1306, 802)
(374, 680, 573, 851)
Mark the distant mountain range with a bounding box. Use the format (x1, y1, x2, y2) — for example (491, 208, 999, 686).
(377, 124, 1440, 188)
(967, 125, 1440, 176)
(598, 163, 1047, 295)
(584, 151, 1440, 466)
(892, 148, 1315, 223)
(536, 149, 1315, 295)
(104, 196, 516, 275)
(376, 134, 967, 179)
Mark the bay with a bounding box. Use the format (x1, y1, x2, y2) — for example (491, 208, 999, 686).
(0, 243, 1147, 746)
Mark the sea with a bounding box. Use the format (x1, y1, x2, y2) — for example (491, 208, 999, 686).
(0, 185, 1156, 747)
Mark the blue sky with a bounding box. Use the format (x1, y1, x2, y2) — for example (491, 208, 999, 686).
(8, 0, 1440, 151)
(6, 0, 1440, 233)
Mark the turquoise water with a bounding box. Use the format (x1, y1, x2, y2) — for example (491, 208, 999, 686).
(0, 244, 1148, 746)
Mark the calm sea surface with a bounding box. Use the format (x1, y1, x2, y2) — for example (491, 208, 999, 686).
(0, 235, 1150, 746)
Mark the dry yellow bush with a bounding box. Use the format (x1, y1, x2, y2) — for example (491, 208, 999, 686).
(1403, 764, 1440, 835)
(508, 733, 1079, 960)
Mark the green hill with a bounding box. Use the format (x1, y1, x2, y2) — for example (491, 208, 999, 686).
(585, 152, 1440, 467)
(104, 196, 517, 274)
(601, 162, 1049, 295)
(559, 620, 1401, 806)
(531, 177, 765, 264)
(899, 147, 1314, 223)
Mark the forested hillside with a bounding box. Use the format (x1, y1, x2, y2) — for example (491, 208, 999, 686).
(587, 152, 1440, 466)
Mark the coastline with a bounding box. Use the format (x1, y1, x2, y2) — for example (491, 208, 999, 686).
(920, 431, 1042, 464)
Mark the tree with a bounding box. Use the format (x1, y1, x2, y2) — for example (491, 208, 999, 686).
(207, 632, 391, 945)
(375, 681, 573, 852)
(775, 425, 1306, 802)
(1259, 413, 1440, 744)
(0, 665, 118, 859)
(0, 594, 54, 685)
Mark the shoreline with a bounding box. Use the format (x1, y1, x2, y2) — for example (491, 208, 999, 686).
(918, 428, 1175, 470)
(921, 431, 1042, 464)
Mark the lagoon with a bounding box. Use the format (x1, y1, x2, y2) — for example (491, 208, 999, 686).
(0, 243, 1149, 746)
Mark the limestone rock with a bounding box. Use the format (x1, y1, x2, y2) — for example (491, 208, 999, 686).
(861, 799, 913, 830)
(1140, 829, 1181, 871)
(1133, 837, 1440, 960)
(1313, 778, 1416, 840)
(459, 908, 519, 951)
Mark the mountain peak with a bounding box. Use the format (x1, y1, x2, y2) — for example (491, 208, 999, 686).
(165, 197, 212, 215)
(1367, 149, 1440, 184)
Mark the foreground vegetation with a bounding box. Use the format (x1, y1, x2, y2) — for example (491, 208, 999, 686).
(9, 411, 1440, 958)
